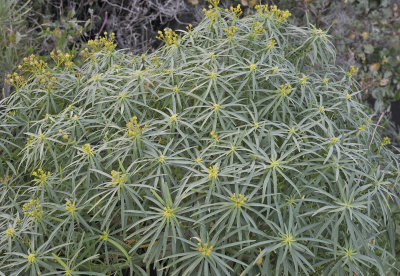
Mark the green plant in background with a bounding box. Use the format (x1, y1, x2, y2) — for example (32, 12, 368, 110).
(0, 0, 92, 100)
(0, 0, 31, 98)
(1, 2, 400, 276)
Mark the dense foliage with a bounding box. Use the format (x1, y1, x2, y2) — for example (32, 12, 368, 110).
(1, 2, 399, 275)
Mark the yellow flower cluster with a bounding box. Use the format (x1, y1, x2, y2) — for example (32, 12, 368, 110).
(358, 124, 368, 131)
(225, 4, 242, 20)
(90, 32, 116, 52)
(26, 135, 36, 146)
(27, 253, 36, 263)
(347, 65, 359, 77)
(151, 55, 160, 68)
(50, 50, 73, 68)
(255, 5, 292, 21)
(158, 155, 166, 163)
(20, 54, 48, 75)
(58, 129, 69, 140)
(198, 242, 213, 256)
(281, 233, 295, 247)
(203, 1, 220, 23)
(0, 175, 10, 186)
(210, 130, 219, 143)
(82, 144, 93, 156)
(208, 165, 219, 180)
(186, 24, 193, 34)
(111, 170, 126, 186)
(99, 231, 109, 241)
(156, 28, 179, 46)
(209, 71, 217, 79)
(269, 159, 281, 169)
(163, 207, 175, 219)
(126, 116, 147, 137)
(267, 39, 277, 50)
(252, 22, 265, 36)
(299, 74, 309, 84)
(319, 106, 325, 113)
(231, 193, 247, 207)
(23, 199, 43, 220)
(38, 71, 57, 92)
(381, 137, 391, 146)
(32, 169, 50, 185)
(224, 26, 238, 40)
(330, 137, 339, 144)
(280, 83, 292, 96)
(5, 72, 26, 89)
(249, 64, 257, 71)
(65, 200, 76, 215)
(5, 227, 16, 238)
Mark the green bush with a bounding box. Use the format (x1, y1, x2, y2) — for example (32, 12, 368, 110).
(1, 3, 399, 275)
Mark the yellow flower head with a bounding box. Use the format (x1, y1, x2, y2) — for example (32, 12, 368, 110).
(99, 231, 109, 241)
(224, 26, 238, 40)
(209, 71, 217, 79)
(126, 116, 147, 137)
(231, 193, 247, 207)
(226, 4, 242, 20)
(255, 4, 291, 21)
(65, 200, 76, 215)
(322, 77, 328, 84)
(58, 129, 69, 140)
(23, 199, 43, 220)
(203, 1, 220, 23)
(170, 114, 178, 123)
(82, 144, 93, 156)
(267, 39, 277, 50)
(27, 253, 36, 264)
(269, 159, 281, 169)
(358, 124, 367, 131)
(0, 175, 10, 186)
(111, 170, 126, 186)
(198, 242, 213, 256)
(281, 233, 296, 247)
(210, 130, 219, 143)
(163, 207, 175, 219)
(158, 155, 166, 163)
(280, 83, 292, 96)
(381, 137, 391, 146)
(319, 106, 325, 113)
(299, 74, 309, 84)
(87, 32, 116, 52)
(249, 63, 257, 71)
(330, 137, 339, 144)
(156, 28, 179, 46)
(252, 22, 265, 36)
(195, 157, 202, 163)
(347, 65, 359, 77)
(208, 165, 219, 180)
(32, 169, 50, 186)
(186, 24, 193, 34)
(345, 93, 351, 100)
(5, 227, 16, 238)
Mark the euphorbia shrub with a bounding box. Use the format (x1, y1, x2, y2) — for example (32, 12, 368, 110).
(0, 2, 399, 275)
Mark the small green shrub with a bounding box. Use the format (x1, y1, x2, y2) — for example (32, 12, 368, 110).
(1, 3, 399, 275)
